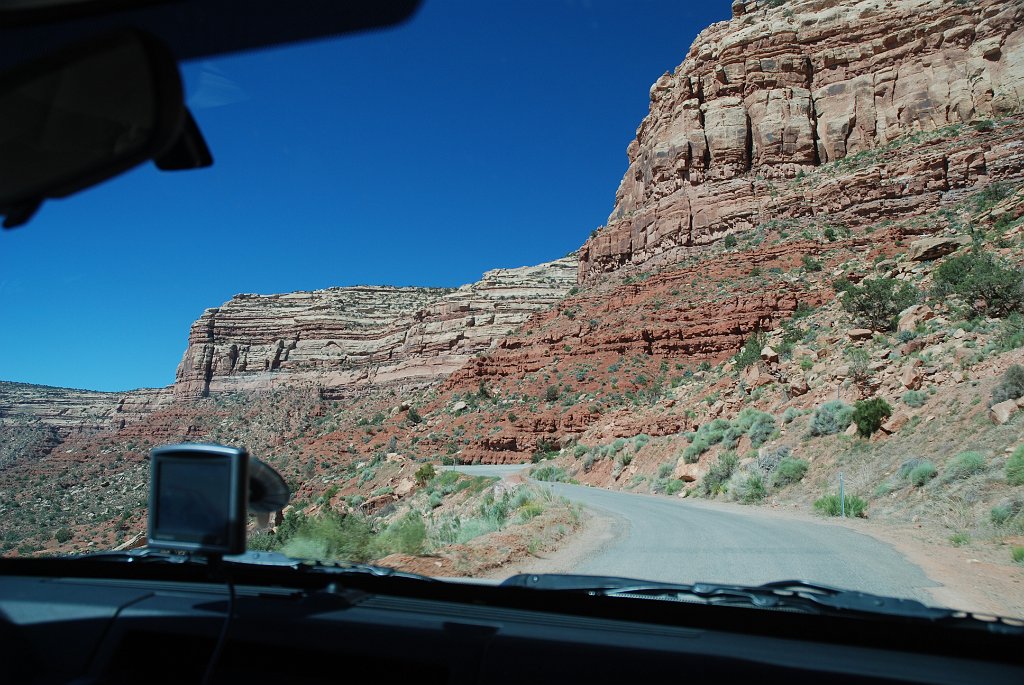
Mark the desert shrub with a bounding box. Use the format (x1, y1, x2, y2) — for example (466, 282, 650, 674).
(278, 510, 375, 562)
(802, 255, 823, 272)
(950, 532, 970, 547)
(545, 385, 559, 402)
(814, 493, 867, 518)
(944, 451, 985, 481)
(933, 251, 1024, 317)
(808, 400, 854, 437)
(428, 492, 443, 509)
(908, 461, 937, 487)
(771, 457, 809, 487)
(699, 452, 739, 497)
(721, 426, 743, 450)
(902, 390, 928, 408)
(1007, 445, 1024, 486)
(414, 463, 436, 486)
(407, 407, 422, 424)
(54, 527, 72, 544)
(782, 407, 802, 424)
(1013, 547, 1024, 564)
(733, 473, 767, 504)
(990, 498, 1023, 526)
(898, 458, 924, 479)
(852, 397, 892, 438)
(634, 434, 651, 449)
(734, 332, 767, 370)
(736, 408, 777, 448)
(837, 277, 917, 331)
(757, 445, 791, 473)
(374, 511, 427, 556)
(683, 418, 731, 462)
(991, 364, 1024, 406)
(657, 461, 675, 479)
(993, 314, 1024, 352)
(531, 465, 570, 482)
(664, 479, 684, 496)
(573, 444, 588, 458)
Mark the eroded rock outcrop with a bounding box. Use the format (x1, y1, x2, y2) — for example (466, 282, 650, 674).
(174, 259, 577, 398)
(579, 0, 1024, 280)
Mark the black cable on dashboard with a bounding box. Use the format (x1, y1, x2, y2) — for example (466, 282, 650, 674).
(201, 574, 236, 685)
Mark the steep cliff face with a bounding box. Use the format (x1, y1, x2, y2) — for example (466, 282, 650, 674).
(579, 0, 1024, 280)
(174, 258, 577, 398)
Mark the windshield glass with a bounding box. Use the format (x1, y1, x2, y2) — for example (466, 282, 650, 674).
(2, 0, 1024, 620)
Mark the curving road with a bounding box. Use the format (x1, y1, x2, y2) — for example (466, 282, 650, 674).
(449, 465, 937, 603)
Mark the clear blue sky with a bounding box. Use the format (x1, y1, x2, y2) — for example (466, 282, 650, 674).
(0, 1, 731, 392)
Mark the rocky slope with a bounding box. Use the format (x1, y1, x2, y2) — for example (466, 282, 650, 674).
(175, 258, 577, 398)
(579, 0, 1024, 280)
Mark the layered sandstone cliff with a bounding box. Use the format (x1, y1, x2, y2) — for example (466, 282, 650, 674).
(0, 382, 172, 435)
(174, 258, 578, 397)
(579, 0, 1024, 280)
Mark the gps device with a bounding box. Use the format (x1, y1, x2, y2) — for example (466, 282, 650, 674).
(148, 443, 249, 555)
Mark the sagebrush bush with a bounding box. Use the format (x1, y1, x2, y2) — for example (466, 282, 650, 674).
(992, 364, 1024, 406)
(908, 461, 937, 487)
(757, 446, 791, 474)
(664, 479, 684, 496)
(1013, 547, 1024, 564)
(1007, 445, 1024, 486)
(699, 452, 739, 497)
(733, 473, 767, 504)
(852, 397, 892, 437)
(944, 451, 986, 481)
(990, 498, 1022, 526)
(808, 400, 854, 437)
(531, 465, 570, 482)
(771, 457, 809, 487)
(902, 390, 927, 408)
(814, 493, 867, 518)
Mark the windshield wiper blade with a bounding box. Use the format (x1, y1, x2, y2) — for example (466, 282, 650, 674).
(500, 574, 1023, 631)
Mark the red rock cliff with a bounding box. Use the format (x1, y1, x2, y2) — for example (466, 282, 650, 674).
(579, 0, 1024, 281)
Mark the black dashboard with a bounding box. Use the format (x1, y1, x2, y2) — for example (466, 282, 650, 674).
(1, 563, 1022, 685)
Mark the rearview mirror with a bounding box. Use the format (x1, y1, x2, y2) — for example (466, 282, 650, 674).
(0, 30, 211, 229)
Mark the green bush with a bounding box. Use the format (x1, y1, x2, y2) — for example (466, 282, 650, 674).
(734, 473, 767, 504)
(852, 397, 892, 438)
(908, 461, 937, 487)
(990, 499, 1022, 526)
(54, 527, 72, 544)
(837, 277, 917, 331)
(414, 463, 436, 486)
(992, 364, 1024, 406)
(724, 234, 738, 248)
(1007, 445, 1024, 486)
(545, 385, 560, 402)
(933, 251, 1024, 317)
(814, 493, 867, 517)
(902, 390, 928, 408)
(950, 532, 969, 547)
(771, 457, 809, 487)
(699, 452, 739, 497)
(374, 511, 427, 556)
(735, 408, 777, 448)
(531, 465, 571, 482)
(1013, 547, 1024, 565)
(683, 418, 731, 462)
(944, 451, 985, 481)
(782, 407, 802, 424)
(734, 332, 767, 370)
(407, 407, 422, 424)
(664, 479, 684, 496)
(808, 400, 854, 437)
